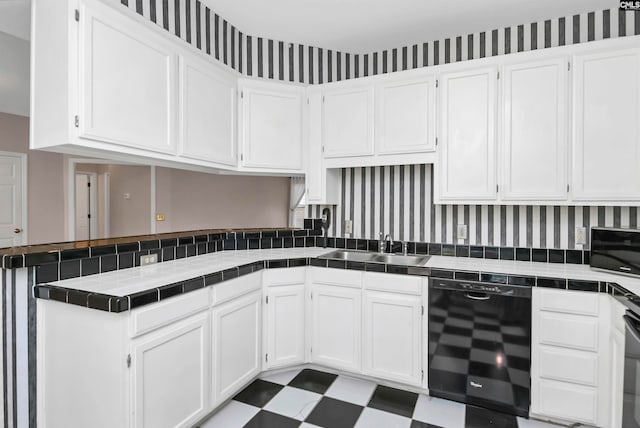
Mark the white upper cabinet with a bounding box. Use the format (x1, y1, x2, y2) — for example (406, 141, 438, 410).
(179, 52, 236, 167)
(376, 75, 436, 154)
(501, 57, 568, 201)
(572, 48, 640, 201)
(322, 83, 374, 158)
(437, 66, 498, 202)
(78, 0, 177, 154)
(239, 79, 304, 171)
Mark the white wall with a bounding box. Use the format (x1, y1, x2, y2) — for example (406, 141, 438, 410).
(0, 31, 29, 117)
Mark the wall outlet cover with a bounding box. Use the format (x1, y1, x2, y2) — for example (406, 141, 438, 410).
(344, 219, 353, 234)
(457, 224, 468, 240)
(140, 253, 158, 266)
(156, 213, 166, 221)
(576, 227, 587, 245)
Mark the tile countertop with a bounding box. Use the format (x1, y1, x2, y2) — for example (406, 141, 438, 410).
(47, 247, 640, 299)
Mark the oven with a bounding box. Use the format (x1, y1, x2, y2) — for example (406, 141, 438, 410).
(624, 309, 640, 427)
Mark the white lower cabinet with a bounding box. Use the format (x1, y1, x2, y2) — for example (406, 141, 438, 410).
(131, 311, 210, 428)
(311, 283, 363, 372)
(263, 268, 306, 369)
(609, 298, 626, 428)
(531, 288, 611, 427)
(211, 290, 262, 405)
(362, 290, 423, 386)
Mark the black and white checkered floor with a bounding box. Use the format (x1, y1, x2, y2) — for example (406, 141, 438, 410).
(198, 368, 559, 428)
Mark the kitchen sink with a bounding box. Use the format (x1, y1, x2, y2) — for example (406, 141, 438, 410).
(318, 250, 430, 267)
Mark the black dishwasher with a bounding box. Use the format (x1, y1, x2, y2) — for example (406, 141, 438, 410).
(428, 279, 531, 417)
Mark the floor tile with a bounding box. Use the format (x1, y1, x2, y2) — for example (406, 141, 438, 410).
(233, 379, 284, 408)
(304, 397, 364, 428)
(324, 375, 377, 406)
(244, 410, 301, 428)
(289, 368, 338, 394)
(354, 407, 412, 428)
(412, 395, 465, 428)
(516, 416, 561, 427)
(260, 368, 303, 385)
(409, 420, 443, 428)
(465, 405, 517, 428)
(367, 385, 419, 418)
(198, 401, 259, 428)
(263, 386, 322, 420)
(299, 423, 322, 428)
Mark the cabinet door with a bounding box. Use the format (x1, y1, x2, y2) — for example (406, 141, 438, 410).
(322, 85, 374, 157)
(264, 285, 305, 369)
(573, 48, 640, 201)
(609, 326, 625, 428)
(311, 284, 362, 372)
(212, 290, 261, 404)
(376, 76, 435, 154)
(179, 54, 236, 166)
(502, 58, 568, 200)
(438, 66, 497, 201)
(78, 0, 176, 154)
(240, 82, 303, 170)
(363, 291, 422, 385)
(131, 311, 209, 428)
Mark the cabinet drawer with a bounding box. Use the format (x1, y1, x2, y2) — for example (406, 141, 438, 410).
(538, 312, 598, 351)
(535, 379, 597, 424)
(214, 273, 262, 305)
(311, 267, 361, 288)
(538, 345, 598, 386)
(364, 272, 422, 295)
(263, 267, 305, 287)
(538, 288, 598, 316)
(130, 287, 210, 338)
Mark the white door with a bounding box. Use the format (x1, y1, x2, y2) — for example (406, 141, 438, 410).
(75, 173, 98, 241)
(572, 48, 640, 201)
(376, 75, 436, 154)
(437, 66, 498, 202)
(502, 57, 568, 201)
(322, 84, 374, 158)
(179, 53, 236, 166)
(78, 0, 176, 154)
(0, 153, 25, 247)
(311, 284, 362, 372)
(363, 291, 422, 386)
(239, 80, 303, 170)
(131, 312, 210, 428)
(212, 290, 261, 404)
(264, 285, 305, 369)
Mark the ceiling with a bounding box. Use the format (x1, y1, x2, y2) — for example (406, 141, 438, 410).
(0, 0, 30, 41)
(204, 0, 618, 53)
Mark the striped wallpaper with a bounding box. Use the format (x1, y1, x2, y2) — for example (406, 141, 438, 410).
(116, 1, 640, 83)
(307, 166, 640, 250)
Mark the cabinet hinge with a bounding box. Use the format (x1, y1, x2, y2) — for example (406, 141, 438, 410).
(307, 97, 309, 105)
(568, 62, 571, 71)
(240, 91, 243, 99)
(497, 71, 500, 79)
(74, 9, 79, 22)
(265, 354, 268, 363)
(421, 370, 424, 381)
(126, 354, 131, 368)
(435, 137, 438, 146)
(310, 293, 313, 300)
(265, 295, 269, 304)
(435, 79, 438, 88)
(421, 306, 424, 316)
(496, 184, 499, 193)
(567, 184, 570, 193)
(240, 153, 243, 161)
(310, 347, 312, 354)
(74, 115, 79, 128)
(321, 146, 324, 154)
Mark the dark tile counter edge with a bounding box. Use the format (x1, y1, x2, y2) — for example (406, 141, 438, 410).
(34, 256, 632, 313)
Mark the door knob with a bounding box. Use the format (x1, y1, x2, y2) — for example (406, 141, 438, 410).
(14, 228, 22, 234)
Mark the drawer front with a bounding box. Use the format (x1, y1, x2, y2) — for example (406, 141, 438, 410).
(263, 267, 306, 287)
(214, 273, 262, 305)
(311, 267, 362, 288)
(538, 288, 598, 316)
(364, 272, 422, 295)
(130, 287, 210, 338)
(538, 345, 598, 386)
(538, 312, 598, 351)
(535, 379, 597, 424)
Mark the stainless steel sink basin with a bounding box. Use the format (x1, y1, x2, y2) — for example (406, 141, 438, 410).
(318, 250, 430, 267)
(370, 254, 430, 266)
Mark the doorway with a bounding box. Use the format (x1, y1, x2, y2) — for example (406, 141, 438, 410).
(74, 172, 98, 240)
(0, 152, 27, 247)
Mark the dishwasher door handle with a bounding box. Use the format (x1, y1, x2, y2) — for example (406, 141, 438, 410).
(465, 292, 491, 301)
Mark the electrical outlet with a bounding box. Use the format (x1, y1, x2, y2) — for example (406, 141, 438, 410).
(576, 227, 587, 245)
(156, 213, 166, 221)
(344, 219, 353, 234)
(457, 224, 468, 240)
(140, 253, 158, 266)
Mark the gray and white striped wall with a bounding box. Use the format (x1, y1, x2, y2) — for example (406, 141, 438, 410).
(116, 1, 640, 83)
(307, 166, 640, 250)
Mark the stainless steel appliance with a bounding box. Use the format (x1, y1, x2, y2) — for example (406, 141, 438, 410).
(624, 309, 640, 427)
(428, 279, 531, 417)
